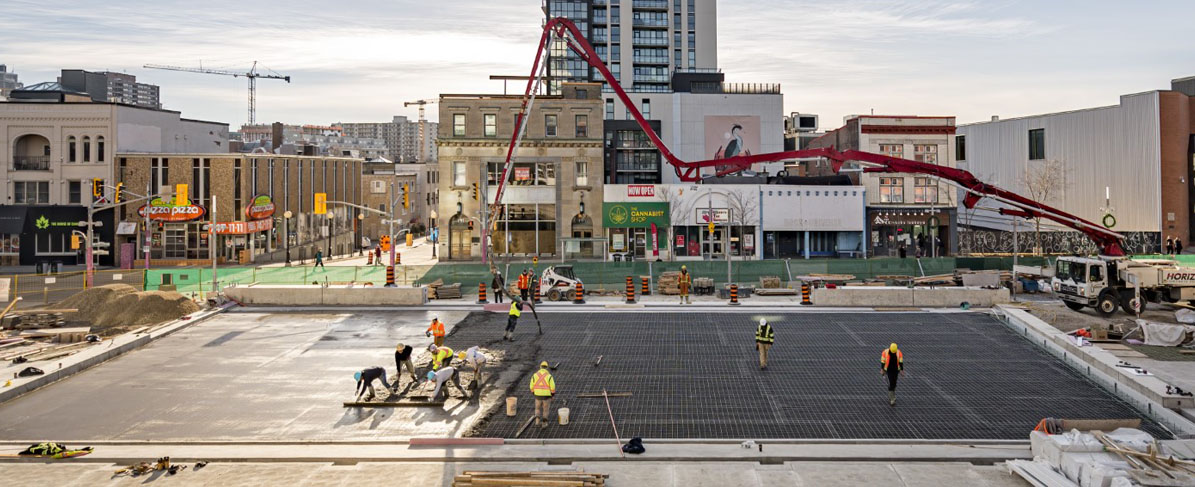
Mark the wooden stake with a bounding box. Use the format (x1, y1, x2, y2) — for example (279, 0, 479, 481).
(603, 389, 624, 459)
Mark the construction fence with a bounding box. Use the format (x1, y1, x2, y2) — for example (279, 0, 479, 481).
(2, 269, 146, 308)
(138, 256, 1049, 298)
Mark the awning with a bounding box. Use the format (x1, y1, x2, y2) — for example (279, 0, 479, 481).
(0, 207, 27, 234)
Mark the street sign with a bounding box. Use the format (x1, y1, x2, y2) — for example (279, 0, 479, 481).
(314, 193, 327, 214)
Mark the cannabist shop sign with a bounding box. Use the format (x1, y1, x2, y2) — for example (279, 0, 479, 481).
(603, 202, 669, 228)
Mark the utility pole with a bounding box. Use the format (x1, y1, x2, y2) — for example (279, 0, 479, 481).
(85, 197, 95, 288)
(211, 194, 218, 294)
(389, 182, 396, 266)
(144, 181, 151, 270)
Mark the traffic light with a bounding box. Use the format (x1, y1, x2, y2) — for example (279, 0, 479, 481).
(114, 182, 124, 203)
(471, 182, 479, 200)
(708, 221, 715, 234)
(468, 220, 474, 231)
(314, 193, 327, 214)
(91, 178, 103, 199)
(71, 234, 81, 250)
(402, 184, 410, 209)
(175, 184, 189, 206)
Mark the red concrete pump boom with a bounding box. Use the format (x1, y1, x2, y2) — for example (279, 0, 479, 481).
(487, 17, 1126, 258)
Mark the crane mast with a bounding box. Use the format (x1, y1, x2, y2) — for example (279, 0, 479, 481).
(143, 61, 291, 125)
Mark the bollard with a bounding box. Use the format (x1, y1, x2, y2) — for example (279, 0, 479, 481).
(367, 252, 373, 265)
(641, 276, 650, 296)
(573, 281, 585, 304)
(801, 283, 812, 306)
(625, 276, 636, 304)
(396, 252, 402, 265)
(385, 266, 396, 287)
(533, 278, 543, 304)
(478, 282, 489, 304)
(729, 284, 740, 305)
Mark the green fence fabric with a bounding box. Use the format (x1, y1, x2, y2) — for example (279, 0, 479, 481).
(144, 256, 1047, 297)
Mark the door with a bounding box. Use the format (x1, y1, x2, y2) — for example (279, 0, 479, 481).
(703, 228, 724, 258)
(449, 216, 471, 260)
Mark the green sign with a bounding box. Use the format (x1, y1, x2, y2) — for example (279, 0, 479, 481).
(33, 215, 78, 231)
(603, 202, 669, 228)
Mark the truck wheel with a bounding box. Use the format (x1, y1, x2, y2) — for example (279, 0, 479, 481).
(1063, 301, 1085, 311)
(1096, 291, 1118, 317)
(566, 289, 577, 301)
(1120, 295, 1144, 315)
(546, 289, 561, 301)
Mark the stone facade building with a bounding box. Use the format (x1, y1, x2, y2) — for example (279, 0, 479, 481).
(436, 82, 604, 260)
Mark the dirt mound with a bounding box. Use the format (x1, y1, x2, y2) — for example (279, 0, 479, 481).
(58, 284, 200, 331)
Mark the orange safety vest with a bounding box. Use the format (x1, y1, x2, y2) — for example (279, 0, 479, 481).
(426, 320, 445, 337)
(880, 349, 903, 370)
(529, 369, 555, 396)
(517, 274, 529, 289)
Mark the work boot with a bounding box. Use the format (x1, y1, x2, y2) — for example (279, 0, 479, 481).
(888, 391, 896, 406)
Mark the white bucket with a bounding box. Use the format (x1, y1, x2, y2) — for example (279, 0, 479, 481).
(505, 397, 518, 416)
(558, 407, 570, 425)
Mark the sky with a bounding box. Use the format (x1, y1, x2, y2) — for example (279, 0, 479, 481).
(1, 0, 1192, 130)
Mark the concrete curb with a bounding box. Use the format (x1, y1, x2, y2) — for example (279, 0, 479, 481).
(0, 307, 226, 405)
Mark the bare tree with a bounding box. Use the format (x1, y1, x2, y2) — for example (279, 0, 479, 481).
(656, 186, 688, 261)
(1018, 159, 1066, 254)
(725, 189, 760, 258)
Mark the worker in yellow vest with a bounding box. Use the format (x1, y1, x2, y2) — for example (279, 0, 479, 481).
(504, 301, 522, 342)
(755, 318, 775, 370)
(428, 344, 455, 370)
(678, 266, 692, 304)
(880, 343, 905, 406)
(426, 317, 446, 347)
(528, 361, 556, 427)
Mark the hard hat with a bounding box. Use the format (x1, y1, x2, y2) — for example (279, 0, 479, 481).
(354, 371, 362, 382)
(890, 343, 898, 352)
(457, 351, 466, 360)
(540, 361, 549, 368)
(426, 371, 436, 381)
(428, 344, 437, 352)
(759, 318, 767, 327)
(395, 342, 404, 351)
(681, 265, 687, 270)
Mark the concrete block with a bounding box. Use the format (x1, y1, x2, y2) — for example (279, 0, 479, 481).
(810, 286, 1009, 307)
(226, 285, 427, 306)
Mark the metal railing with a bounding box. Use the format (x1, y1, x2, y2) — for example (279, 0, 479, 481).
(12, 156, 51, 171)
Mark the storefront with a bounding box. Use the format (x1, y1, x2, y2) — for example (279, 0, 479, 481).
(761, 186, 866, 259)
(868, 208, 955, 257)
(8, 205, 115, 267)
(602, 201, 669, 261)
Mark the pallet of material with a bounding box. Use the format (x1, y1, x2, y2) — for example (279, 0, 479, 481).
(433, 283, 462, 300)
(795, 274, 855, 282)
(453, 470, 609, 487)
(657, 271, 681, 295)
(759, 276, 781, 289)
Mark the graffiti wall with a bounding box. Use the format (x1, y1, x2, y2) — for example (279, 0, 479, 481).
(958, 226, 1160, 255)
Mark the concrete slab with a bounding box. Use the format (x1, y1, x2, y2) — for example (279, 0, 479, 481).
(791, 461, 903, 484)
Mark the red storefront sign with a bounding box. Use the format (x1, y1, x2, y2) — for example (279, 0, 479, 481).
(245, 194, 276, 220)
(627, 185, 655, 197)
(137, 202, 205, 222)
(210, 218, 274, 235)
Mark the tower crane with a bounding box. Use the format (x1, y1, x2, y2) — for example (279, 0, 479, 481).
(143, 61, 290, 125)
(403, 99, 437, 162)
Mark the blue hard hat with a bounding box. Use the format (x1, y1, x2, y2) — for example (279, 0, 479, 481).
(354, 371, 362, 382)
(426, 371, 436, 381)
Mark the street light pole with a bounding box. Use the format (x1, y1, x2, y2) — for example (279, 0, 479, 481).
(85, 197, 94, 288)
(284, 210, 293, 266)
(389, 182, 396, 266)
(144, 181, 151, 270)
(211, 194, 218, 294)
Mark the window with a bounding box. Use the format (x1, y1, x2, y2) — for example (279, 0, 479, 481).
(576, 88, 587, 99)
(955, 135, 966, 161)
(642, 99, 651, 119)
(606, 99, 614, 119)
(233, 159, 242, 214)
(371, 180, 386, 193)
(879, 177, 903, 203)
(453, 161, 466, 187)
(68, 136, 76, 162)
(453, 114, 466, 137)
(913, 144, 937, 164)
(477, 113, 495, 137)
(68, 181, 81, 204)
(13, 181, 49, 204)
(879, 144, 903, 158)
(82, 136, 91, 162)
(575, 160, 589, 186)
(913, 177, 938, 203)
(192, 158, 211, 208)
(1029, 128, 1045, 160)
(545, 114, 558, 137)
(575, 114, 588, 138)
(96, 136, 105, 162)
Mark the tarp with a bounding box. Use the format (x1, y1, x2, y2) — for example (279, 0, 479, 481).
(1137, 319, 1194, 347)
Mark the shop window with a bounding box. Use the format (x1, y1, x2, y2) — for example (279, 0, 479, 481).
(914, 177, 938, 203)
(879, 177, 903, 203)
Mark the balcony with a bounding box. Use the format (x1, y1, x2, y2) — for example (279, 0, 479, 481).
(634, 0, 668, 9)
(633, 56, 669, 65)
(12, 156, 51, 171)
(632, 18, 669, 28)
(631, 36, 668, 47)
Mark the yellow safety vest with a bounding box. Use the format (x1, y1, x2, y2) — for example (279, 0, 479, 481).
(509, 302, 521, 317)
(529, 370, 555, 396)
(433, 347, 454, 369)
(755, 324, 774, 344)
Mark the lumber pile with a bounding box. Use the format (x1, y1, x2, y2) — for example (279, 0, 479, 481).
(427, 279, 462, 300)
(453, 471, 608, 486)
(657, 271, 681, 295)
(795, 274, 855, 282)
(759, 276, 782, 289)
(2, 312, 67, 330)
(754, 288, 797, 296)
(913, 274, 955, 286)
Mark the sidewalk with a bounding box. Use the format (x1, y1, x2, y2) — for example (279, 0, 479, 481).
(258, 236, 438, 268)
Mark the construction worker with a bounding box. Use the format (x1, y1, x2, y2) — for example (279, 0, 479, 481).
(529, 361, 556, 427)
(426, 366, 468, 401)
(428, 344, 455, 370)
(354, 366, 393, 401)
(517, 269, 531, 301)
(458, 346, 489, 389)
(880, 342, 905, 406)
(492, 271, 505, 303)
(504, 301, 521, 341)
(425, 316, 446, 347)
(678, 265, 692, 304)
(394, 342, 418, 387)
(755, 318, 775, 369)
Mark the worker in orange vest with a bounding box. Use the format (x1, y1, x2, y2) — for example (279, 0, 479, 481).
(528, 361, 556, 427)
(426, 316, 446, 347)
(517, 269, 531, 301)
(880, 343, 905, 406)
(678, 265, 692, 305)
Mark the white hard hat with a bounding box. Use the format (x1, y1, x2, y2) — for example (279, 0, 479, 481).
(759, 318, 767, 326)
